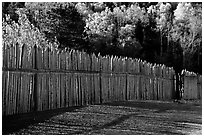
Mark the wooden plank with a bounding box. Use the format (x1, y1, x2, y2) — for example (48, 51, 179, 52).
(56, 74, 60, 108)
(16, 72, 20, 114)
(109, 74, 112, 101)
(95, 74, 99, 104)
(75, 73, 78, 106)
(44, 49, 48, 69)
(60, 74, 64, 108)
(5, 71, 9, 115)
(14, 73, 18, 114)
(126, 74, 130, 100)
(10, 46, 13, 68)
(24, 74, 27, 113)
(11, 72, 15, 114)
(118, 75, 122, 101)
(16, 45, 20, 69)
(36, 74, 40, 111)
(7, 71, 10, 115)
(155, 78, 158, 100)
(76, 74, 79, 106)
(23, 46, 27, 69)
(41, 74, 45, 110)
(95, 74, 100, 104)
(116, 75, 119, 101)
(86, 73, 90, 104)
(132, 76, 136, 100)
(47, 74, 50, 109)
(79, 73, 84, 106)
(13, 45, 16, 68)
(101, 74, 105, 103)
(29, 74, 34, 112)
(152, 78, 155, 100)
(47, 74, 51, 109)
(103, 74, 109, 102)
(52, 73, 56, 109)
(50, 74, 54, 109)
(149, 78, 153, 100)
(2, 71, 5, 115)
(11, 46, 14, 68)
(8, 72, 12, 115)
(157, 79, 160, 100)
(113, 74, 116, 101)
(84, 74, 88, 105)
(78, 74, 82, 106)
(7, 47, 9, 68)
(27, 74, 31, 112)
(65, 74, 69, 107)
(91, 74, 95, 104)
(38, 74, 42, 111)
(81, 73, 85, 106)
(25, 74, 29, 113)
(52, 50, 55, 70)
(31, 46, 35, 69)
(9, 72, 13, 115)
(146, 78, 150, 100)
(130, 75, 133, 100)
(44, 74, 48, 110)
(121, 74, 125, 101)
(41, 74, 44, 111)
(58, 74, 62, 108)
(69, 73, 73, 106)
(88, 74, 92, 104)
(45, 74, 49, 110)
(104, 74, 109, 103)
(73, 73, 77, 106)
(8, 47, 11, 69)
(41, 49, 45, 69)
(54, 73, 58, 109)
(20, 73, 24, 113)
(67, 73, 71, 107)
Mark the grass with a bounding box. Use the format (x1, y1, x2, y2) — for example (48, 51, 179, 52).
(2, 100, 202, 135)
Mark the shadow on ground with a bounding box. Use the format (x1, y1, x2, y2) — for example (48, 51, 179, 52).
(103, 100, 202, 113)
(2, 106, 85, 134)
(2, 100, 202, 135)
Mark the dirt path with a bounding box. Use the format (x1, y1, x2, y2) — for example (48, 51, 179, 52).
(2, 100, 202, 135)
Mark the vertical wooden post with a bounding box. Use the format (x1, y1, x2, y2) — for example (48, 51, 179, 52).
(99, 56, 103, 104)
(33, 45, 38, 112)
(175, 73, 181, 100)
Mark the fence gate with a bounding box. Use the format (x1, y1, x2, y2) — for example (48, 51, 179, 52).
(181, 71, 202, 100)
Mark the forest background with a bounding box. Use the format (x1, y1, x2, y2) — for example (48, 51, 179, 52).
(2, 2, 202, 74)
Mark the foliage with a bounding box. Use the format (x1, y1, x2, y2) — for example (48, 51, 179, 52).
(25, 2, 86, 49)
(2, 8, 59, 51)
(171, 2, 202, 73)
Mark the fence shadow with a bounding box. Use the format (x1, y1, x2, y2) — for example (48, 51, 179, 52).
(102, 100, 202, 113)
(2, 106, 85, 135)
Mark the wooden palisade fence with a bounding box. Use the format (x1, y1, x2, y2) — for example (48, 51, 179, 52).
(181, 70, 202, 100)
(2, 44, 176, 116)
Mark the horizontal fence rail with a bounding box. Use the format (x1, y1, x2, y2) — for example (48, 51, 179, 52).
(3, 44, 176, 116)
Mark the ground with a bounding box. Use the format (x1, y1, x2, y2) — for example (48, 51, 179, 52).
(2, 100, 202, 135)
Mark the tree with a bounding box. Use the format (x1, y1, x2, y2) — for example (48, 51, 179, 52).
(2, 2, 25, 22)
(3, 8, 59, 51)
(25, 2, 86, 50)
(155, 3, 173, 57)
(171, 2, 202, 73)
(85, 3, 149, 58)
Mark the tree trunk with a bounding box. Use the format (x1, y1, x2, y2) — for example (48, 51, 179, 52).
(160, 30, 163, 57)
